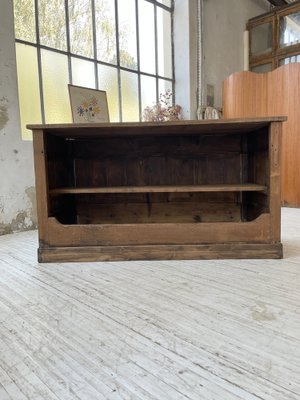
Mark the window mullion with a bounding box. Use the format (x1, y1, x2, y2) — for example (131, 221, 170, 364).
(115, 0, 122, 122)
(154, 3, 159, 103)
(65, 0, 72, 85)
(135, 0, 142, 120)
(91, 0, 99, 89)
(35, 0, 45, 123)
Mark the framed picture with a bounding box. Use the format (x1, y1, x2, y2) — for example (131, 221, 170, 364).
(68, 84, 110, 123)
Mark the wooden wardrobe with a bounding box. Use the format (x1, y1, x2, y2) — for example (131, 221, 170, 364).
(223, 63, 300, 207)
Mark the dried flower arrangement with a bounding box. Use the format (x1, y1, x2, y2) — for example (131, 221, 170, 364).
(143, 89, 182, 122)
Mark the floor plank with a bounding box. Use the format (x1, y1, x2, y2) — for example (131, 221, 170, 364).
(0, 207, 299, 399)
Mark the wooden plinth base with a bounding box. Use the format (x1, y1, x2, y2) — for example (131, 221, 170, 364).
(38, 243, 283, 263)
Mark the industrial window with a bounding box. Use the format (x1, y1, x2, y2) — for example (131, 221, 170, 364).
(14, 0, 174, 139)
(248, 2, 300, 73)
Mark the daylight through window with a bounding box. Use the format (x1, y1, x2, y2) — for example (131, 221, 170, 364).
(14, 0, 174, 139)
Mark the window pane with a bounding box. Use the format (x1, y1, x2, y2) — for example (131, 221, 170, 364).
(280, 12, 300, 48)
(16, 44, 42, 140)
(14, 0, 36, 43)
(279, 55, 300, 65)
(98, 64, 119, 122)
(251, 63, 272, 73)
(159, 79, 172, 98)
(41, 50, 72, 123)
(69, 0, 93, 58)
(39, 0, 67, 51)
(71, 58, 96, 88)
(250, 23, 272, 56)
(157, 0, 171, 7)
(95, 0, 117, 64)
(157, 8, 172, 78)
(121, 71, 139, 122)
(141, 75, 157, 115)
(139, 0, 156, 74)
(118, 0, 138, 70)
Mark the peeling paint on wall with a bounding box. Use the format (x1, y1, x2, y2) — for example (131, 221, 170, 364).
(25, 186, 37, 227)
(0, 187, 37, 236)
(0, 104, 8, 130)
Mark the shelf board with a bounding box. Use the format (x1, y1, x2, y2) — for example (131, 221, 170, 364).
(50, 184, 267, 195)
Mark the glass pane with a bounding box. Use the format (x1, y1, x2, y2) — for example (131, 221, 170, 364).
(69, 0, 93, 58)
(121, 71, 139, 122)
(157, 0, 171, 7)
(98, 64, 120, 122)
(14, 0, 36, 43)
(251, 63, 272, 73)
(139, 0, 156, 74)
(141, 75, 157, 117)
(279, 55, 300, 65)
(280, 12, 300, 47)
(41, 50, 72, 123)
(39, 0, 67, 50)
(118, 0, 138, 70)
(157, 8, 172, 78)
(95, 0, 117, 64)
(159, 79, 172, 98)
(250, 23, 272, 56)
(71, 58, 96, 88)
(16, 44, 42, 140)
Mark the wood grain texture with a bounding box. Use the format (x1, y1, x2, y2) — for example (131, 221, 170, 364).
(50, 183, 267, 195)
(29, 119, 283, 261)
(38, 243, 283, 263)
(223, 63, 300, 207)
(0, 207, 300, 399)
(45, 214, 272, 247)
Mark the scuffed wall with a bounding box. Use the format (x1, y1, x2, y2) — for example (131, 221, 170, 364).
(202, 0, 270, 109)
(0, 0, 36, 235)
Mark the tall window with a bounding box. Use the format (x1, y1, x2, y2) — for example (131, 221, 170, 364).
(14, 0, 174, 139)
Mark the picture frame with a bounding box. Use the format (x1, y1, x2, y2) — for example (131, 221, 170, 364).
(68, 84, 110, 123)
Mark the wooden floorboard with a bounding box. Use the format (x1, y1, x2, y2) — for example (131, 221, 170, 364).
(0, 207, 299, 399)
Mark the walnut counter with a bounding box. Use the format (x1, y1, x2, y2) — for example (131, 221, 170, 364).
(28, 118, 284, 262)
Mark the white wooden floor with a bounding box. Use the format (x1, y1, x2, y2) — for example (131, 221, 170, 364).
(0, 208, 300, 400)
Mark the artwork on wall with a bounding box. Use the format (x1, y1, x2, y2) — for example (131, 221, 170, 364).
(68, 84, 110, 123)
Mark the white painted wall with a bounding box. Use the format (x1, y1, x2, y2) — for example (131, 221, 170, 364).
(202, 0, 270, 108)
(174, 0, 198, 119)
(0, 0, 37, 235)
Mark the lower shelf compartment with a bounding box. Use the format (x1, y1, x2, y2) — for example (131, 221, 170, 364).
(42, 213, 274, 249)
(38, 242, 283, 262)
(51, 191, 269, 225)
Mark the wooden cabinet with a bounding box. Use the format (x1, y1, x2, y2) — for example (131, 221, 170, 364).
(223, 64, 300, 207)
(29, 118, 284, 262)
